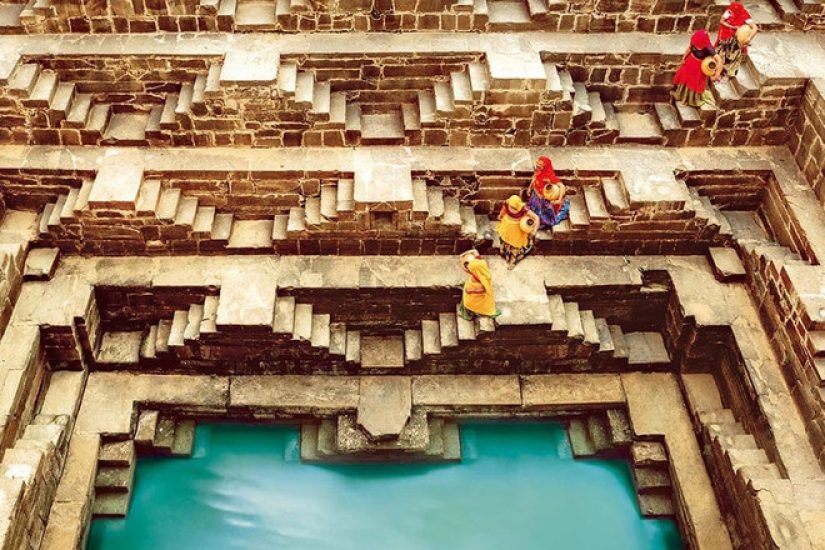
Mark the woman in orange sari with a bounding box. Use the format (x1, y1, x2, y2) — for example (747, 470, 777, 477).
(497, 195, 539, 270)
(458, 249, 500, 321)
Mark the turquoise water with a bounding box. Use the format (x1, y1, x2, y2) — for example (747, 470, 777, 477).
(88, 423, 683, 550)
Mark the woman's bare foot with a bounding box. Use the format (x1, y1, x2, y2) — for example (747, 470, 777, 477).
(507, 263, 515, 271)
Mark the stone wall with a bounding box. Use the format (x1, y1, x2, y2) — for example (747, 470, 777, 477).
(789, 79, 825, 203)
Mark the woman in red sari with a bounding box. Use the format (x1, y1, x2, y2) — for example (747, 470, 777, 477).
(671, 30, 723, 108)
(716, 1, 758, 81)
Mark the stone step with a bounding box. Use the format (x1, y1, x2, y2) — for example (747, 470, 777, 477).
(675, 102, 702, 127)
(65, 93, 93, 128)
(434, 81, 455, 115)
(135, 410, 160, 449)
(92, 492, 130, 518)
(568, 418, 595, 457)
(85, 103, 111, 134)
(234, 0, 278, 29)
(468, 62, 490, 100)
(269, 214, 288, 240)
(698, 408, 737, 425)
(278, 63, 298, 94)
(9, 63, 40, 96)
(227, 219, 274, 249)
(329, 322, 347, 355)
(709, 247, 747, 282)
(60, 188, 80, 221)
(167, 310, 188, 347)
(160, 94, 178, 129)
(615, 110, 664, 145)
(360, 335, 405, 368)
(102, 111, 150, 146)
(176, 82, 194, 116)
(527, 0, 548, 17)
(155, 319, 172, 354)
(346, 330, 361, 363)
(360, 112, 406, 145)
(156, 188, 181, 222)
(98, 440, 135, 468)
(48, 196, 64, 228)
(588, 414, 612, 452)
(329, 92, 347, 126)
(442, 196, 462, 226)
(733, 62, 762, 97)
(580, 310, 600, 346)
(211, 213, 233, 241)
(200, 295, 219, 334)
(140, 325, 158, 359)
(625, 332, 670, 366)
(476, 316, 496, 333)
(294, 71, 315, 109)
(145, 105, 163, 135)
(682, 373, 724, 415)
(38, 204, 54, 235)
(488, 0, 531, 25)
(174, 196, 199, 227)
(153, 415, 176, 453)
(475, 214, 494, 241)
(638, 492, 675, 517)
(305, 196, 322, 227)
(192, 74, 208, 110)
(418, 90, 437, 124)
(426, 186, 445, 219)
(572, 82, 592, 121)
(320, 185, 337, 220)
(272, 296, 296, 333)
(726, 447, 771, 468)
(183, 304, 204, 341)
(455, 304, 478, 340)
(50, 82, 75, 115)
(337, 179, 355, 213)
(557, 69, 575, 102)
(594, 318, 615, 354)
(287, 206, 307, 234)
(582, 186, 609, 221)
(588, 92, 606, 127)
(310, 313, 331, 348)
(171, 420, 196, 457)
(450, 70, 473, 104)
(401, 103, 420, 132)
(633, 466, 672, 493)
(421, 319, 441, 355)
(292, 303, 313, 341)
(310, 80, 331, 116)
(95, 462, 136, 494)
(564, 301, 584, 340)
(542, 62, 563, 99)
(548, 294, 567, 333)
(654, 102, 680, 132)
(460, 205, 478, 237)
(606, 409, 632, 446)
(412, 179, 429, 219)
(404, 329, 423, 362)
(205, 64, 222, 98)
(602, 179, 630, 215)
(567, 194, 590, 229)
(439, 312, 459, 348)
(192, 205, 216, 235)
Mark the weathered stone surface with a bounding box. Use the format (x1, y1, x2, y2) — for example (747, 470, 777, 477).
(412, 375, 521, 406)
(521, 374, 625, 409)
(23, 248, 59, 281)
(623, 373, 733, 550)
(230, 375, 359, 411)
(88, 165, 144, 210)
(357, 376, 411, 439)
(359, 336, 405, 368)
(39, 371, 86, 417)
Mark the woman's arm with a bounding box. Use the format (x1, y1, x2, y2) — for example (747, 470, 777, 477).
(743, 22, 758, 45)
(465, 286, 487, 295)
(527, 211, 540, 234)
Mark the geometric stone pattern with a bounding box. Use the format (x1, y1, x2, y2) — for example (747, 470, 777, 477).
(0, 4, 824, 550)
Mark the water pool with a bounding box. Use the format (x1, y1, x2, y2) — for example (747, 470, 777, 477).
(88, 423, 683, 550)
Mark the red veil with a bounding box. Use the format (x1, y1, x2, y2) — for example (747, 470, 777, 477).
(532, 156, 560, 196)
(717, 2, 751, 43)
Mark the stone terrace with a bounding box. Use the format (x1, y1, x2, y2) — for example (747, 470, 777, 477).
(0, 6, 825, 550)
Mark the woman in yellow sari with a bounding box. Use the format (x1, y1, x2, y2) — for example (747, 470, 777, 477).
(458, 250, 500, 321)
(497, 195, 539, 270)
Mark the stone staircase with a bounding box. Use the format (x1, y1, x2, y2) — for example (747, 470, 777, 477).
(682, 373, 822, 548)
(567, 409, 676, 517)
(93, 290, 671, 371)
(93, 411, 196, 518)
(4, 60, 215, 146)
